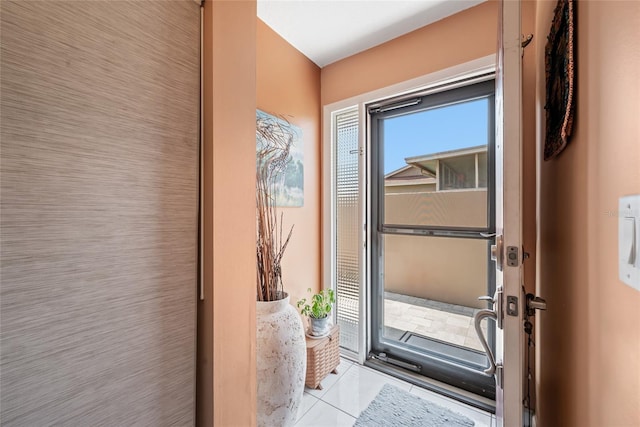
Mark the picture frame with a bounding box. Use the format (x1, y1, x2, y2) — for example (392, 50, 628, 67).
(256, 110, 304, 207)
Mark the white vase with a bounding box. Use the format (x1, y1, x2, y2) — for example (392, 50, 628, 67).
(256, 293, 306, 427)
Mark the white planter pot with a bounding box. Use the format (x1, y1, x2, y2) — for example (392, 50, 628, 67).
(256, 293, 306, 427)
(308, 316, 330, 337)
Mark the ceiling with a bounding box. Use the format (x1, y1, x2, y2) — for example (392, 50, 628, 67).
(257, 0, 486, 68)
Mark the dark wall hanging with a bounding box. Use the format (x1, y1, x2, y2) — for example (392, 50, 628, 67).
(544, 0, 576, 160)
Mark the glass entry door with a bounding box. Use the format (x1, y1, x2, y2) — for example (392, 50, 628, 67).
(369, 79, 497, 398)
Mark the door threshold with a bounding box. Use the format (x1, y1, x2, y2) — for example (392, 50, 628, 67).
(364, 357, 496, 414)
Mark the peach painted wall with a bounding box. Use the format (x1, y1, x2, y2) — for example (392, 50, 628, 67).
(321, 2, 498, 105)
(198, 1, 257, 426)
(535, 1, 640, 426)
(257, 19, 322, 305)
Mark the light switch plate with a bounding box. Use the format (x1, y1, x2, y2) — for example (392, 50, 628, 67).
(619, 195, 640, 290)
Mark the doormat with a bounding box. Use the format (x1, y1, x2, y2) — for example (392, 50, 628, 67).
(354, 384, 475, 427)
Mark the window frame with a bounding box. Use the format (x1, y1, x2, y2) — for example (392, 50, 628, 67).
(370, 79, 496, 239)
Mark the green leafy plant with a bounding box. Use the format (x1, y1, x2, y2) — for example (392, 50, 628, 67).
(297, 288, 336, 319)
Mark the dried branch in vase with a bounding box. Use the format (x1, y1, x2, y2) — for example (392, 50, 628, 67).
(256, 112, 295, 302)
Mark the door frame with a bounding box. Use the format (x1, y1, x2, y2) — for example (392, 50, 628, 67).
(323, 1, 525, 417)
(493, 0, 525, 425)
(322, 55, 497, 365)
(366, 78, 497, 399)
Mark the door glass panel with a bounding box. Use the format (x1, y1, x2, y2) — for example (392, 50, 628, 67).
(384, 187, 488, 228)
(335, 108, 360, 353)
(370, 80, 496, 397)
(383, 98, 490, 228)
(381, 234, 489, 367)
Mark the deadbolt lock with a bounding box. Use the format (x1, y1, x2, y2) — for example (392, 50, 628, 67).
(507, 246, 519, 267)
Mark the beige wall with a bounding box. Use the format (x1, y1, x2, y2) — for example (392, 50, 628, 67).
(257, 19, 322, 305)
(198, 2, 257, 426)
(383, 190, 488, 308)
(385, 235, 488, 309)
(385, 190, 488, 228)
(386, 183, 437, 193)
(535, 1, 640, 426)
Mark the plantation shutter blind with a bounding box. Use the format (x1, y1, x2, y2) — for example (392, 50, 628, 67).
(0, 1, 200, 425)
(335, 108, 361, 353)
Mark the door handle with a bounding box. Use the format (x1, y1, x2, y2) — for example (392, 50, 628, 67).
(473, 308, 498, 376)
(478, 288, 503, 329)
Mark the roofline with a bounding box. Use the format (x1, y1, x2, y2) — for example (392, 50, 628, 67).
(405, 144, 487, 164)
(384, 164, 414, 179)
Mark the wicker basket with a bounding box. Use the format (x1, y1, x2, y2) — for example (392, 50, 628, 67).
(305, 325, 340, 390)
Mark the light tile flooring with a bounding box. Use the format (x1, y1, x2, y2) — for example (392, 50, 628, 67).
(384, 298, 487, 352)
(295, 358, 495, 427)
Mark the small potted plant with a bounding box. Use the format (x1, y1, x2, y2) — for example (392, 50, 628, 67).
(297, 288, 336, 338)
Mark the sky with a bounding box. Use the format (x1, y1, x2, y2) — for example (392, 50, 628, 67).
(383, 98, 490, 174)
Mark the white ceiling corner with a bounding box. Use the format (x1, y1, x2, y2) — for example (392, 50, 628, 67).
(257, 0, 486, 68)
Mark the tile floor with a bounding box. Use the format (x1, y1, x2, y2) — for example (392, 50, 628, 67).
(295, 357, 495, 426)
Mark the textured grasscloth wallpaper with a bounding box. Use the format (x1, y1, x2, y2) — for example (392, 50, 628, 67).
(0, 1, 199, 425)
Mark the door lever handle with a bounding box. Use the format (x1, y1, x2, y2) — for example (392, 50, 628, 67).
(526, 293, 547, 316)
(473, 309, 498, 376)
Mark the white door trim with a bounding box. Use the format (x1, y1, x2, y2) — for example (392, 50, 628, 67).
(494, 0, 525, 425)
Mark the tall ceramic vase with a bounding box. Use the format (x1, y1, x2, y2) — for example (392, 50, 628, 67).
(256, 292, 306, 427)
